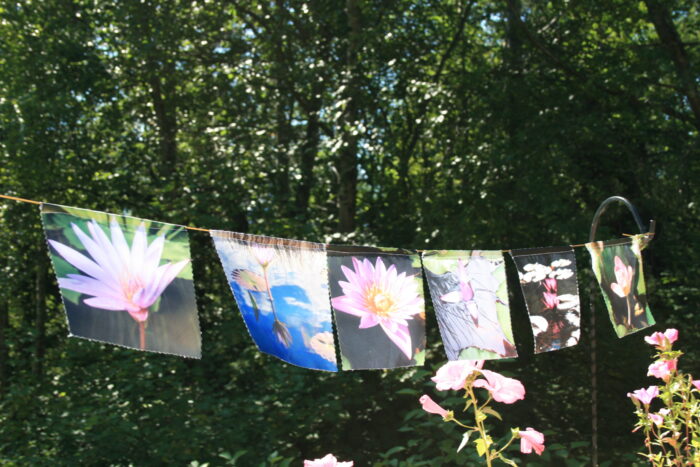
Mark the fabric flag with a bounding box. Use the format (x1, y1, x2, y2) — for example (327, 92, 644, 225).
(327, 246, 426, 370)
(422, 250, 517, 361)
(586, 234, 655, 337)
(510, 247, 581, 353)
(40, 203, 202, 358)
(210, 231, 337, 371)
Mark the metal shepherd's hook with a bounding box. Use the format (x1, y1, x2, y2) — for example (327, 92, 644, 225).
(587, 196, 655, 466)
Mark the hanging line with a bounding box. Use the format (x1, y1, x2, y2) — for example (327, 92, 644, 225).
(0, 193, 654, 251)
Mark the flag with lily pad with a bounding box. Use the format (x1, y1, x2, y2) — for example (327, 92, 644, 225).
(327, 246, 426, 370)
(422, 250, 517, 361)
(210, 231, 338, 371)
(510, 247, 581, 353)
(586, 235, 655, 337)
(40, 203, 201, 358)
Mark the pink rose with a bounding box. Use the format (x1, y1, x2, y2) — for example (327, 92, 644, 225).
(303, 454, 354, 467)
(419, 394, 450, 419)
(627, 385, 659, 405)
(644, 329, 679, 349)
(648, 413, 663, 427)
(473, 370, 526, 404)
(519, 427, 545, 455)
(431, 360, 484, 391)
(692, 380, 700, 391)
(647, 359, 677, 382)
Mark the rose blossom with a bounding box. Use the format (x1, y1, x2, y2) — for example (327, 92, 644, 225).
(647, 359, 677, 381)
(472, 370, 526, 404)
(431, 360, 484, 391)
(518, 428, 545, 455)
(627, 385, 659, 405)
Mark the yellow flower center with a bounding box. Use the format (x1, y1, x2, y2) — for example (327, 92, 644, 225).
(366, 286, 396, 317)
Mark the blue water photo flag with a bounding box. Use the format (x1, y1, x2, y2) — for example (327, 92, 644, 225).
(210, 231, 338, 371)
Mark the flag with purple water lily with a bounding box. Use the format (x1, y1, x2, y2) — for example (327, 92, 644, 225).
(422, 250, 517, 361)
(587, 235, 655, 337)
(40, 204, 201, 358)
(510, 247, 581, 353)
(327, 246, 426, 370)
(210, 231, 338, 371)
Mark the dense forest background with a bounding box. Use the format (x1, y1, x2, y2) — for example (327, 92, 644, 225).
(1, 0, 699, 465)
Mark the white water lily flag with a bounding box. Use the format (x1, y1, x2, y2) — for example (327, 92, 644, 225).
(210, 231, 338, 371)
(40, 204, 202, 358)
(510, 247, 581, 353)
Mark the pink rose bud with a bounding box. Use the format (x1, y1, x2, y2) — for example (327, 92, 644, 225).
(518, 427, 545, 455)
(419, 394, 449, 419)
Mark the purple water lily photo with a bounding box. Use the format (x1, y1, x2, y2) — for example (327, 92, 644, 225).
(41, 204, 201, 358)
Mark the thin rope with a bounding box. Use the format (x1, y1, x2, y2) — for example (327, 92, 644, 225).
(0, 193, 654, 248)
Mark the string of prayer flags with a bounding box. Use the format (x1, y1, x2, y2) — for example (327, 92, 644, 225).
(510, 247, 581, 353)
(586, 235, 655, 337)
(41, 204, 202, 358)
(422, 250, 517, 361)
(327, 246, 426, 370)
(210, 231, 338, 371)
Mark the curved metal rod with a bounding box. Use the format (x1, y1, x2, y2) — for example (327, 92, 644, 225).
(589, 195, 654, 242)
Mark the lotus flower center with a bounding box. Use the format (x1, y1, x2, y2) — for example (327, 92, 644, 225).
(366, 286, 395, 317)
(122, 276, 144, 302)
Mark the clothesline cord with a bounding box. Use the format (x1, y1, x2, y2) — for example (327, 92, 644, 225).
(0, 193, 654, 252)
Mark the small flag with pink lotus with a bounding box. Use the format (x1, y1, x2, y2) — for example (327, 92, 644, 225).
(210, 231, 338, 371)
(510, 247, 581, 353)
(40, 204, 201, 358)
(327, 246, 426, 370)
(422, 250, 517, 361)
(587, 235, 655, 337)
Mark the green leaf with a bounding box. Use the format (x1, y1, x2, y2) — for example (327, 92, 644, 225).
(481, 407, 502, 421)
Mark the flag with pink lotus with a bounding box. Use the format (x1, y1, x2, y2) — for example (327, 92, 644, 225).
(586, 235, 654, 337)
(40, 204, 201, 358)
(210, 231, 338, 371)
(422, 250, 517, 361)
(510, 247, 581, 353)
(327, 246, 426, 370)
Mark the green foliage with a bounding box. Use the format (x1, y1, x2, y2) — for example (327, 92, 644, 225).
(0, 0, 699, 464)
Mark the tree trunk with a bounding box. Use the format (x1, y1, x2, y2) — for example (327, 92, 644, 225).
(0, 298, 8, 394)
(337, 0, 362, 233)
(297, 100, 321, 216)
(33, 258, 47, 379)
(149, 70, 179, 178)
(644, 0, 700, 131)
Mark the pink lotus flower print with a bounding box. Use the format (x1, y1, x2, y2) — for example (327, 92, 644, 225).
(49, 219, 189, 349)
(331, 257, 423, 360)
(610, 256, 634, 298)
